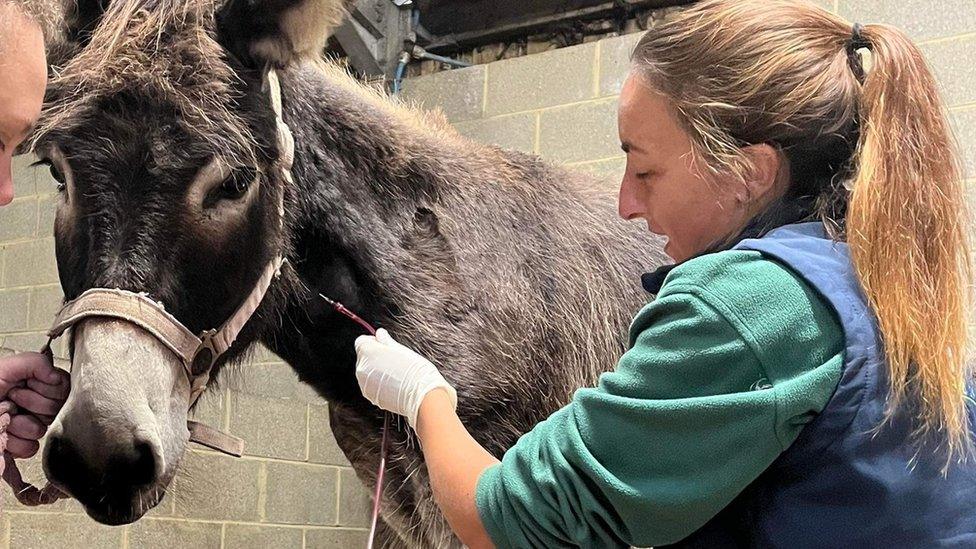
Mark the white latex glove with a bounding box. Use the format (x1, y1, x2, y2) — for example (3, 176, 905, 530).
(354, 329, 457, 428)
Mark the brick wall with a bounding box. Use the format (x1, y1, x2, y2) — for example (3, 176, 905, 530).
(1, 0, 974, 547)
(402, 0, 976, 184)
(0, 165, 372, 545)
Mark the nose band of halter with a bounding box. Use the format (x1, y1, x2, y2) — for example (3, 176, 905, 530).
(43, 70, 294, 460)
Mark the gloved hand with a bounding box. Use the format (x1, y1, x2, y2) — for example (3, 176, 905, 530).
(354, 329, 457, 428)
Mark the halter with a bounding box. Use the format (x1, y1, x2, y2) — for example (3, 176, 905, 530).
(44, 70, 294, 458)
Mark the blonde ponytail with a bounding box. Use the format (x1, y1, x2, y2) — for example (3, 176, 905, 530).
(847, 25, 973, 462)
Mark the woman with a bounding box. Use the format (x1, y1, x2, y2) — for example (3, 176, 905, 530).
(0, 0, 70, 500)
(354, 0, 976, 546)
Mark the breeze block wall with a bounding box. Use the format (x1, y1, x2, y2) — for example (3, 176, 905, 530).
(401, 0, 976, 187)
(1, 0, 974, 547)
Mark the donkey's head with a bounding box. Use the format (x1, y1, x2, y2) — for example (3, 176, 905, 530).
(33, 0, 350, 525)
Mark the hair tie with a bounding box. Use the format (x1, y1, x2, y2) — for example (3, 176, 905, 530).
(846, 23, 871, 81)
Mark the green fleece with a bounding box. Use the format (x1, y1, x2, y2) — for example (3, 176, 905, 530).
(474, 250, 845, 548)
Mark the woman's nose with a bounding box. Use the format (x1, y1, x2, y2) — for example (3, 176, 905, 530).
(0, 176, 14, 206)
(618, 174, 642, 221)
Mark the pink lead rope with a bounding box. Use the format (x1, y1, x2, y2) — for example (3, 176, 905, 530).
(319, 295, 390, 549)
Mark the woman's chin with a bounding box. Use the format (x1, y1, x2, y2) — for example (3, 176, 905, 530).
(662, 239, 686, 262)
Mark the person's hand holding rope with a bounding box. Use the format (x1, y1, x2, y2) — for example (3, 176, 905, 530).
(0, 352, 70, 506)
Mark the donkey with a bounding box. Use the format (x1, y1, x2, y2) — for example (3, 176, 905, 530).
(32, 0, 665, 545)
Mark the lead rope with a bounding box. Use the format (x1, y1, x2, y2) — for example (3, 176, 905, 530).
(319, 295, 390, 549)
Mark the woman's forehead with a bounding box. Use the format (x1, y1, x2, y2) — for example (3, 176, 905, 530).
(618, 78, 689, 155)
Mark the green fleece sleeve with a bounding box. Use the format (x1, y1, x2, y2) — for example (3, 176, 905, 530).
(474, 252, 844, 548)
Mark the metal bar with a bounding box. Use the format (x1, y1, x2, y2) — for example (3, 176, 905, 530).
(421, 0, 692, 52)
(334, 18, 385, 76)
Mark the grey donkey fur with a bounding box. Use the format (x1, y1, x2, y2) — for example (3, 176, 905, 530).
(32, 0, 667, 545)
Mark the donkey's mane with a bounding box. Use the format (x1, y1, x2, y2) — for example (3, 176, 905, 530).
(33, 0, 256, 165)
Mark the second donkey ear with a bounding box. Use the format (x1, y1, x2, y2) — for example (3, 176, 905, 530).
(216, 0, 354, 69)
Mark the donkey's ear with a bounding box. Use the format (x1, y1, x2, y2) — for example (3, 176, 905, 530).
(216, 0, 354, 68)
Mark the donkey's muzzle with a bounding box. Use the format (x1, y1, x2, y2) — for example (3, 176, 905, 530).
(45, 430, 160, 524)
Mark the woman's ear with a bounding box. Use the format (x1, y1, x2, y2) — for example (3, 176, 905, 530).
(739, 143, 786, 205)
(216, 0, 354, 69)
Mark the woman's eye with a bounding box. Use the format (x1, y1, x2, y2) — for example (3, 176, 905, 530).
(217, 168, 256, 200)
(32, 159, 67, 191)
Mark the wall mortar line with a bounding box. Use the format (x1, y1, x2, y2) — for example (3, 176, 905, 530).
(918, 31, 976, 46)
(258, 462, 269, 521)
(534, 113, 542, 154)
(482, 65, 490, 118)
(950, 102, 976, 112)
(592, 41, 602, 98)
(480, 95, 620, 120)
(305, 403, 311, 461)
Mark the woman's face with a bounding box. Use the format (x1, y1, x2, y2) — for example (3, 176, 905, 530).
(617, 74, 750, 262)
(0, 6, 46, 206)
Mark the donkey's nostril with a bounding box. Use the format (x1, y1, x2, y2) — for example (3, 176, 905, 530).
(120, 441, 157, 487)
(45, 434, 84, 495)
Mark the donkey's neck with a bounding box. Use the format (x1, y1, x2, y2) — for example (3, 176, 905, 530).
(259, 64, 460, 404)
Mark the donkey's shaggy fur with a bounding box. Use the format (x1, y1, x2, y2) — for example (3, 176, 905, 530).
(34, 1, 666, 545)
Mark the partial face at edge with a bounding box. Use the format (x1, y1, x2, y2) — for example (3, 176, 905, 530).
(617, 74, 748, 262)
(0, 4, 46, 205)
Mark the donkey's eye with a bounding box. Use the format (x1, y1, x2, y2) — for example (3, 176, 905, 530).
(32, 159, 67, 191)
(217, 168, 256, 201)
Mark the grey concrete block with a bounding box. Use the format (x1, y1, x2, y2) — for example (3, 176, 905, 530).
(955, 108, 976, 180)
(227, 362, 322, 404)
(305, 528, 369, 549)
(571, 157, 627, 183)
(188, 387, 225, 431)
(224, 524, 304, 549)
(839, 0, 976, 42)
(8, 513, 123, 549)
(27, 285, 63, 331)
(539, 99, 621, 164)
(10, 155, 36, 198)
(36, 193, 59, 237)
(0, 197, 37, 243)
(337, 467, 372, 528)
(308, 404, 350, 466)
(599, 33, 643, 97)
(2, 332, 50, 353)
(0, 288, 30, 332)
(485, 43, 598, 116)
(401, 65, 487, 122)
(809, 0, 835, 12)
(249, 343, 284, 364)
(264, 462, 339, 525)
(922, 36, 976, 108)
(454, 113, 538, 154)
(227, 392, 309, 460)
(3, 238, 59, 287)
(128, 519, 222, 549)
(171, 449, 261, 521)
